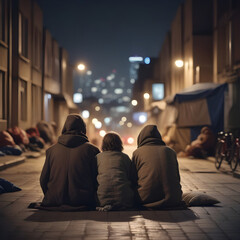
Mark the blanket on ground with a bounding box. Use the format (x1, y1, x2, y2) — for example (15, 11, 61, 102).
(0, 178, 21, 194)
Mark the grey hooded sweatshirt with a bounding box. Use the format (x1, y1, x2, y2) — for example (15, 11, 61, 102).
(40, 114, 100, 207)
(132, 125, 183, 209)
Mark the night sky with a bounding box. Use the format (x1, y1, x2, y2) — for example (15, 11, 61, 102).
(36, 0, 183, 80)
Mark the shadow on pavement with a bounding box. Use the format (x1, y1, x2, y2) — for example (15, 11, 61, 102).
(25, 209, 198, 223)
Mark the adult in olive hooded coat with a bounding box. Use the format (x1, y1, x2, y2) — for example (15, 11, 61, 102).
(40, 114, 100, 208)
(132, 125, 183, 209)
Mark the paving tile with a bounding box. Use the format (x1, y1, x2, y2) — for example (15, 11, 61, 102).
(1, 154, 240, 240)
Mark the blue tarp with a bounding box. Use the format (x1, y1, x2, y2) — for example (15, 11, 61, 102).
(172, 83, 228, 140)
(174, 83, 228, 103)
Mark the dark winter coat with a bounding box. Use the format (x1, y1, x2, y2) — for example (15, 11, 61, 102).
(40, 114, 100, 208)
(132, 125, 183, 209)
(96, 151, 135, 209)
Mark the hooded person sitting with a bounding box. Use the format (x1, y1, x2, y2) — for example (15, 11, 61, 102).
(40, 114, 100, 208)
(132, 125, 184, 209)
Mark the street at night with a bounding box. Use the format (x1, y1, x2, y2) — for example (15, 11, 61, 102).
(1, 0, 240, 239)
(0, 146, 240, 240)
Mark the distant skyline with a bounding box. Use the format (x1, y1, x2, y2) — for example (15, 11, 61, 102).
(36, 0, 183, 79)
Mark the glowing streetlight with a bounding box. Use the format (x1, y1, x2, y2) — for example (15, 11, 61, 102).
(131, 100, 138, 106)
(77, 63, 86, 71)
(127, 137, 134, 145)
(175, 60, 184, 68)
(143, 93, 150, 99)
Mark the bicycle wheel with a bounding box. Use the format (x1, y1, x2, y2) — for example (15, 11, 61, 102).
(230, 146, 239, 172)
(215, 142, 224, 169)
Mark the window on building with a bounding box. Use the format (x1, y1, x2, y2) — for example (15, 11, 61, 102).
(33, 27, 41, 69)
(32, 84, 41, 124)
(20, 80, 27, 121)
(0, 71, 5, 119)
(0, 0, 7, 42)
(44, 93, 53, 122)
(19, 13, 28, 58)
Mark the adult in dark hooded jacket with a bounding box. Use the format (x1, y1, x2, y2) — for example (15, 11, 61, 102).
(40, 114, 100, 208)
(132, 125, 183, 209)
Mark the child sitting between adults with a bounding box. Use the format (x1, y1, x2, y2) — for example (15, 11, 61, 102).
(96, 132, 135, 211)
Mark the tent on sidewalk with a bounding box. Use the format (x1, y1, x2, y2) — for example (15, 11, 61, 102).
(155, 83, 228, 153)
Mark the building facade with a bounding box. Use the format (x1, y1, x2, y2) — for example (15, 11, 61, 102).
(132, 0, 240, 133)
(0, 0, 76, 133)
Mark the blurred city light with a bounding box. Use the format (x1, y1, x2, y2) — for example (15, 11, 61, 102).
(95, 121, 102, 129)
(104, 117, 112, 125)
(130, 78, 135, 84)
(99, 130, 106, 137)
(144, 57, 151, 64)
(82, 110, 89, 119)
(92, 118, 98, 124)
(91, 87, 97, 92)
(133, 112, 147, 124)
(152, 83, 164, 100)
(119, 121, 124, 126)
(143, 92, 150, 99)
(131, 100, 138, 106)
(77, 63, 86, 71)
(129, 56, 143, 62)
(114, 88, 123, 94)
(127, 122, 132, 128)
(98, 98, 104, 104)
(175, 59, 184, 68)
(127, 137, 134, 145)
(139, 114, 147, 123)
(101, 89, 108, 95)
(121, 116, 127, 122)
(73, 93, 83, 103)
(95, 106, 100, 111)
(86, 70, 92, 75)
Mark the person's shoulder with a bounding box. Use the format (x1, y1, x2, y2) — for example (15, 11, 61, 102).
(85, 142, 100, 152)
(46, 142, 59, 153)
(121, 151, 131, 159)
(162, 145, 177, 156)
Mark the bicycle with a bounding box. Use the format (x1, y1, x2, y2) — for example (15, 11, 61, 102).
(230, 136, 240, 172)
(215, 131, 234, 170)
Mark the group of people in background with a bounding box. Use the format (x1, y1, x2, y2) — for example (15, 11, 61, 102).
(40, 114, 184, 211)
(0, 121, 57, 157)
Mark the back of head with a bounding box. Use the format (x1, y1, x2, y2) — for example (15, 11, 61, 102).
(101, 132, 123, 152)
(58, 114, 88, 148)
(137, 125, 165, 148)
(62, 114, 86, 135)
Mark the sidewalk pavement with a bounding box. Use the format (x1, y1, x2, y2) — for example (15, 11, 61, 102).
(0, 146, 240, 240)
(0, 150, 44, 171)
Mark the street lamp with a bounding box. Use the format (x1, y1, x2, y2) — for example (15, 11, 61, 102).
(175, 60, 184, 68)
(143, 92, 150, 99)
(131, 100, 138, 106)
(77, 63, 86, 71)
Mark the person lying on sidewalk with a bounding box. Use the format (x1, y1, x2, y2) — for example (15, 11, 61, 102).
(40, 114, 100, 209)
(131, 125, 185, 210)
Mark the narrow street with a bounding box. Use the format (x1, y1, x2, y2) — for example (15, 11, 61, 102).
(0, 146, 240, 240)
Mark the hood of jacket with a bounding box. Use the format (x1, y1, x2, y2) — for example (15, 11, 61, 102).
(137, 125, 165, 148)
(58, 114, 88, 147)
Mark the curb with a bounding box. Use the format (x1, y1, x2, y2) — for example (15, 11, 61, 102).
(0, 156, 26, 171)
